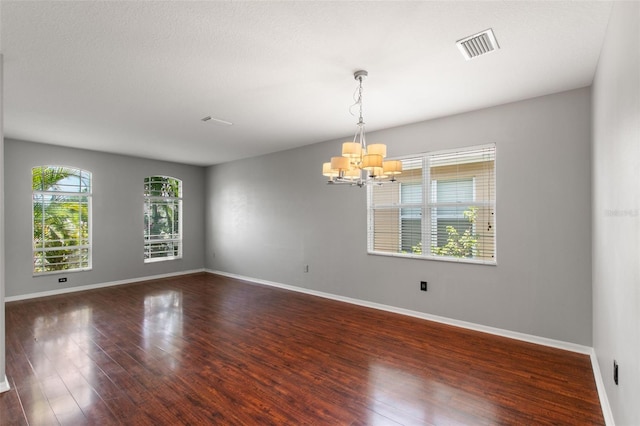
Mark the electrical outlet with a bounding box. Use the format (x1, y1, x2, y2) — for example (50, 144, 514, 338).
(614, 360, 619, 385)
(420, 281, 427, 291)
(303, 265, 309, 273)
(58, 277, 67, 283)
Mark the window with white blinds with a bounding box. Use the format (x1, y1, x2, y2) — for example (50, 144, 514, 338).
(32, 166, 92, 274)
(144, 176, 183, 262)
(367, 144, 496, 264)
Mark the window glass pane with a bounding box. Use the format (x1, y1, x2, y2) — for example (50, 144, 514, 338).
(144, 176, 182, 262)
(371, 209, 400, 253)
(32, 166, 92, 274)
(144, 176, 181, 197)
(434, 178, 473, 204)
(431, 206, 477, 256)
(370, 157, 423, 255)
(401, 218, 422, 253)
(401, 182, 422, 205)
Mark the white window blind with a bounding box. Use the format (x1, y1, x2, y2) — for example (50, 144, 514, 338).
(368, 144, 496, 264)
(32, 166, 92, 274)
(144, 176, 183, 262)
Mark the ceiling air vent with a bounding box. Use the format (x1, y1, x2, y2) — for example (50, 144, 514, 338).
(457, 28, 499, 61)
(201, 116, 233, 126)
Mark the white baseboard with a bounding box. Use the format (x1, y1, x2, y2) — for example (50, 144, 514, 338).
(208, 269, 615, 423)
(4, 269, 205, 302)
(207, 269, 591, 354)
(3, 268, 612, 422)
(0, 375, 10, 393)
(590, 349, 615, 425)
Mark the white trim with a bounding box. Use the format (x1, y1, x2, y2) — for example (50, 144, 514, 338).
(367, 250, 497, 266)
(5, 269, 205, 302)
(2, 268, 613, 421)
(0, 375, 10, 393)
(208, 270, 616, 418)
(208, 270, 617, 419)
(207, 269, 590, 354)
(590, 349, 615, 425)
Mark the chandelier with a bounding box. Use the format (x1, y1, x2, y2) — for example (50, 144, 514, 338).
(322, 70, 402, 186)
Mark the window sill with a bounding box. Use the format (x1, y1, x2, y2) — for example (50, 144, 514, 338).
(144, 256, 182, 264)
(367, 250, 496, 266)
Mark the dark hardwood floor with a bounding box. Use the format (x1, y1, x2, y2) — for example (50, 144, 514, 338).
(1, 273, 604, 425)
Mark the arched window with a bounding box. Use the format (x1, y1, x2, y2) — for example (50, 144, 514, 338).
(32, 166, 92, 274)
(144, 176, 182, 262)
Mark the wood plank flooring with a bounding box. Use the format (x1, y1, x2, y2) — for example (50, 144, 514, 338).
(1, 272, 604, 425)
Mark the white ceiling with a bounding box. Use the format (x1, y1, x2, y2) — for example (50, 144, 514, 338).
(1, 1, 613, 166)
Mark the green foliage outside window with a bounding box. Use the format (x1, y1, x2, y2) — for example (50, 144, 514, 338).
(144, 176, 182, 261)
(32, 166, 91, 273)
(411, 207, 478, 258)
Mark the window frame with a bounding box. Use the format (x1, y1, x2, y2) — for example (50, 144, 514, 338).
(143, 175, 183, 263)
(32, 165, 93, 275)
(367, 143, 496, 265)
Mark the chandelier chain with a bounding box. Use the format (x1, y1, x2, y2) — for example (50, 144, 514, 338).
(350, 75, 366, 146)
(350, 76, 365, 123)
(357, 76, 364, 124)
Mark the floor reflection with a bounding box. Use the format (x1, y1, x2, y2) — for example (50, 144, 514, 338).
(367, 362, 496, 425)
(33, 305, 92, 339)
(31, 306, 95, 424)
(5, 276, 603, 424)
(142, 290, 184, 370)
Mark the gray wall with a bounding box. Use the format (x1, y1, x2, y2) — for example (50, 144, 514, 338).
(206, 87, 593, 345)
(592, 2, 640, 424)
(4, 139, 206, 298)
